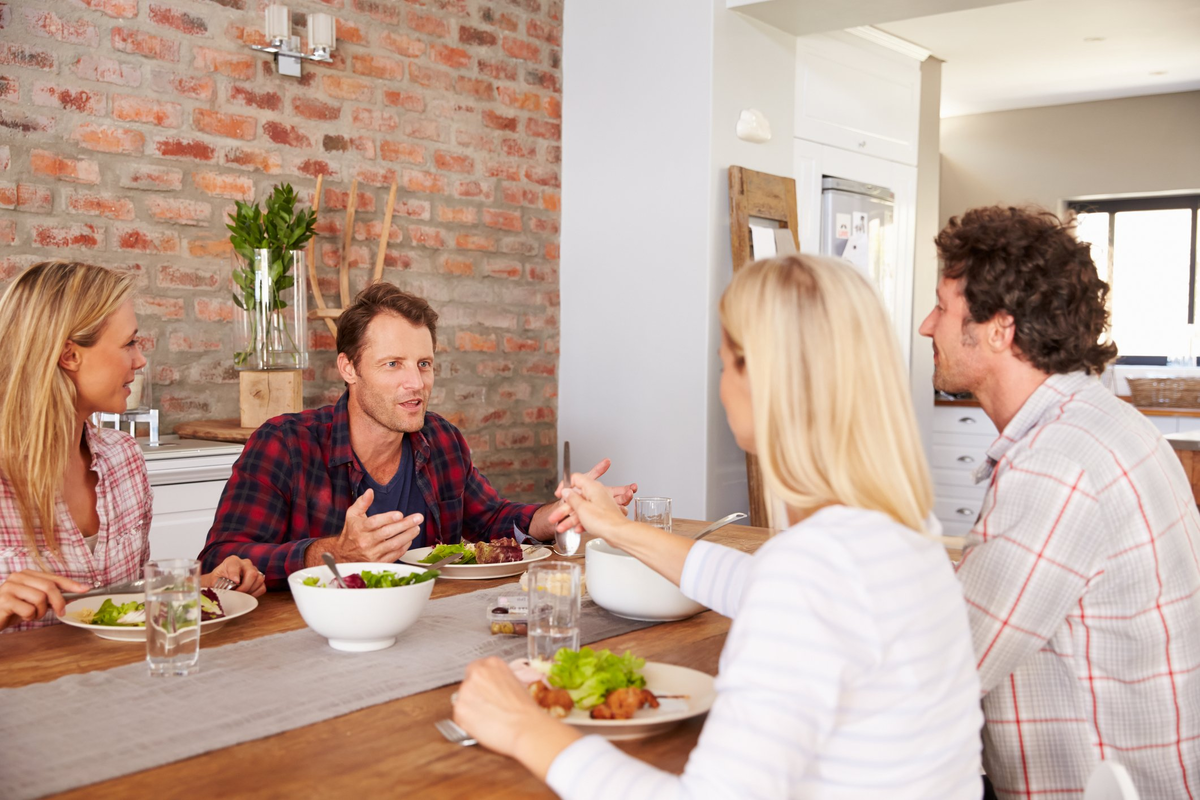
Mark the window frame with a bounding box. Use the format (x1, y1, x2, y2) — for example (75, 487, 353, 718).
(1067, 194, 1200, 363)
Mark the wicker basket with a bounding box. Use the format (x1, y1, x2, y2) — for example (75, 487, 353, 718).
(1127, 377, 1200, 408)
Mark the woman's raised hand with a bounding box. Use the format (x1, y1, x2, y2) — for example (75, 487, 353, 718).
(554, 472, 635, 542)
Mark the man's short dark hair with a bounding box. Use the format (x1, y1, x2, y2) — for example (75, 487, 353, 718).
(337, 282, 439, 367)
(935, 205, 1118, 376)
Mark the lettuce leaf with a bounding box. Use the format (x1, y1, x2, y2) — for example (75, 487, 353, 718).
(546, 647, 646, 710)
(360, 569, 439, 588)
(90, 598, 146, 627)
(419, 543, 476, 565)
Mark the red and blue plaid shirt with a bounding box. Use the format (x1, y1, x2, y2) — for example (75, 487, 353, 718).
(199, 393, 539, 589)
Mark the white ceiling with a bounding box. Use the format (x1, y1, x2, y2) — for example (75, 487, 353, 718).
(878, 0, 1200, 117)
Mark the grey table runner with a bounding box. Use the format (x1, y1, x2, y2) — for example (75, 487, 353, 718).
(0, 584, 658, 800)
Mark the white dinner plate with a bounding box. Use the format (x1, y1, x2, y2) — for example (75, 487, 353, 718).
(492, 661, 714, 740)
(401, 545, 551, 580)
(57, 590, 258, 642)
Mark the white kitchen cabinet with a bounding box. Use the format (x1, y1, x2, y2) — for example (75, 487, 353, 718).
(931, 405, 998, 534)
(140, 436, 243, 561)
(795, 32, 921, 166)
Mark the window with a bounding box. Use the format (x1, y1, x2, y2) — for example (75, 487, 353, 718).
(1068, 194, 1200, 364)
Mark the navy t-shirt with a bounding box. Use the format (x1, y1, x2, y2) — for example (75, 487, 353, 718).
(357, 435, 429, 551)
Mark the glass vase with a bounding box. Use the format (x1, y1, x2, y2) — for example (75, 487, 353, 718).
(233, 248, 309, 370)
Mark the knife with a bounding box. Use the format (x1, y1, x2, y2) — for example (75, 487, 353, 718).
(62, 579, 146, 601)
(563, 440, 572, 492)
(424, 551, 465, 573)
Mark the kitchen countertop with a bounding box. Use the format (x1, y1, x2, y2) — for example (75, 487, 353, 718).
(936, 396, 1200, 418)
(136, 434, 244, 460)
(1166, 430, 1200, 451)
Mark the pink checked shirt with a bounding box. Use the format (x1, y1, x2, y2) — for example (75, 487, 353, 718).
(0, 424, 152, 633)
(957, 372, 1200, 798)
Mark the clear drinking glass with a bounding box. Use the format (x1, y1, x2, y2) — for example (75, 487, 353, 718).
(527, 562, 581, 663)
(125, 359, 149, 412)
(145, 558, 202, 677)
(635, 496, 673, 532)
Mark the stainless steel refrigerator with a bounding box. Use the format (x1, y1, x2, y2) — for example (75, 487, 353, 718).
(819, 177, 897, 305)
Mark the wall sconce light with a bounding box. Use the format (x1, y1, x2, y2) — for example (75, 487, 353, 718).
(249, 4, 335, 78)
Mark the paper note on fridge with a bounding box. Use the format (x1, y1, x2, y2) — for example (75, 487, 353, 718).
(835, 213, 851, 239)
(750, 224, 777, 259)
(842, 232, 870, 274)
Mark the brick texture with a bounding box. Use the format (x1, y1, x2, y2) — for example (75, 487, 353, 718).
(0, 0, 563, 502)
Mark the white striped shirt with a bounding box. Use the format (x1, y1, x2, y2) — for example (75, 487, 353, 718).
(547, 505, 984, 799)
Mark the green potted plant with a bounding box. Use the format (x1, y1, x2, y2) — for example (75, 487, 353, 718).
(227, 184, 317, 369)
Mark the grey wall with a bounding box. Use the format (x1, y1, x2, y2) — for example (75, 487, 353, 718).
(940, 90, 1200, 223)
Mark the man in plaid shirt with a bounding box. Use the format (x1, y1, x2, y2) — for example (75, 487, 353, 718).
(200, 283, 635, 590)
(919, 206, 1200, 798)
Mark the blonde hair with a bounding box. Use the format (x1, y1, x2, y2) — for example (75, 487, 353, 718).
(0, 261, 137, 554)
(719, 254, 934, 534)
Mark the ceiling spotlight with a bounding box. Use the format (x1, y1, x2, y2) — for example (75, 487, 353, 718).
(1083, 36, 1106, 42)
(1150, 70, 1168, 76)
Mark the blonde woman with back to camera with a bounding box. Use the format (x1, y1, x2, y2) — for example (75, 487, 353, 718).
(0, 261, 265, 633)
(452, 255, 985, 798)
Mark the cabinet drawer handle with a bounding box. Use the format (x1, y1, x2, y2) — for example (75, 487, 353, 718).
(956, 507, 976, 517)
(957, 455, 975, 464)
(958, 417, 976, 425)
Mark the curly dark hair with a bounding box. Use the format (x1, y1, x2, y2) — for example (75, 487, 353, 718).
(935, 205, 1117, 375)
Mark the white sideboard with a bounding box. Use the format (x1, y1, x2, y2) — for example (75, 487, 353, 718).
(139, 435, 243, 561)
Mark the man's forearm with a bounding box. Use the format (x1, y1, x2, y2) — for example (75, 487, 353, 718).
(526, 502, 560, 541)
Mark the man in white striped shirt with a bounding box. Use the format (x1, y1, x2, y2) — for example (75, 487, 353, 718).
(920, 205, 1200, 798)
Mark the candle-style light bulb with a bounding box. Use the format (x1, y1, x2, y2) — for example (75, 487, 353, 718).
(264, 4, 290, 44)
(308, 13, 335, 52)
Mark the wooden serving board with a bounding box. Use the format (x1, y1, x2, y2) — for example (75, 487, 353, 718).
(174, 418, 259, 443)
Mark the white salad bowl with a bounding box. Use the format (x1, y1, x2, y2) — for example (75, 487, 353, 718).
(585, 540, 707, 622)
(287, 562, 434, 652)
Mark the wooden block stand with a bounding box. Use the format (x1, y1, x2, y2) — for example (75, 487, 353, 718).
(239, 369, 303, 429)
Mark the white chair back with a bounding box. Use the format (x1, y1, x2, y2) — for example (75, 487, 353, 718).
(1084, 762, 1140, 800)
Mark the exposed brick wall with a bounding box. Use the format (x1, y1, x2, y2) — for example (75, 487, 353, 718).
(0, 0, 562, 501)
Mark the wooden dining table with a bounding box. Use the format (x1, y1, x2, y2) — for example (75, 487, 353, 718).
(0, 519, 772, 799)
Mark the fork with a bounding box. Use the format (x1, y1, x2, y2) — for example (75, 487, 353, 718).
(434, 718, 477, 746)
(211, 576, 238, 591)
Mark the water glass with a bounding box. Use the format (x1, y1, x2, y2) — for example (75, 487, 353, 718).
(526, 562, 581, 663)
(635, 496, 673, 532)
(145, 558, 202, 677)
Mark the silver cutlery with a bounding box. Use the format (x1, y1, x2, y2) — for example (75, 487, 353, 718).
(691, 512, 749, 541)
(434, 718, 477, 746)
(552, 440, 583, 557)
(424, 552, 465, 572)
(321, 552, 348, 588)
(211, 576, 238, 591)
(62, 578, 146, 601)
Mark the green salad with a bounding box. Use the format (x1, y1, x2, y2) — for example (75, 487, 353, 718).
(87, 598, 145, 627)
(301, 569, 438, 588)
(419, 543, 477, 565)
(545, 647, 647, 710)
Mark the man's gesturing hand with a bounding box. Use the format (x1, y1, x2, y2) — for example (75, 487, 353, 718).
(332, 488, 425, 563)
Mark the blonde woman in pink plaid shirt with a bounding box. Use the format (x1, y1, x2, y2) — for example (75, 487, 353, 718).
(921, 206, 1200, 798)
(0, 261, 264, 633)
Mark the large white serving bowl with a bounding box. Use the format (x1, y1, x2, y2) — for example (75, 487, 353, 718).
(287, 562, 434, 652)
(585, 540, 707, 622)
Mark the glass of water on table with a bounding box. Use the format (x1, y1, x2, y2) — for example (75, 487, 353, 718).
(635, 496, 673, 532)
(527, 562, 582, 663)
(145, 558, 202, 677)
